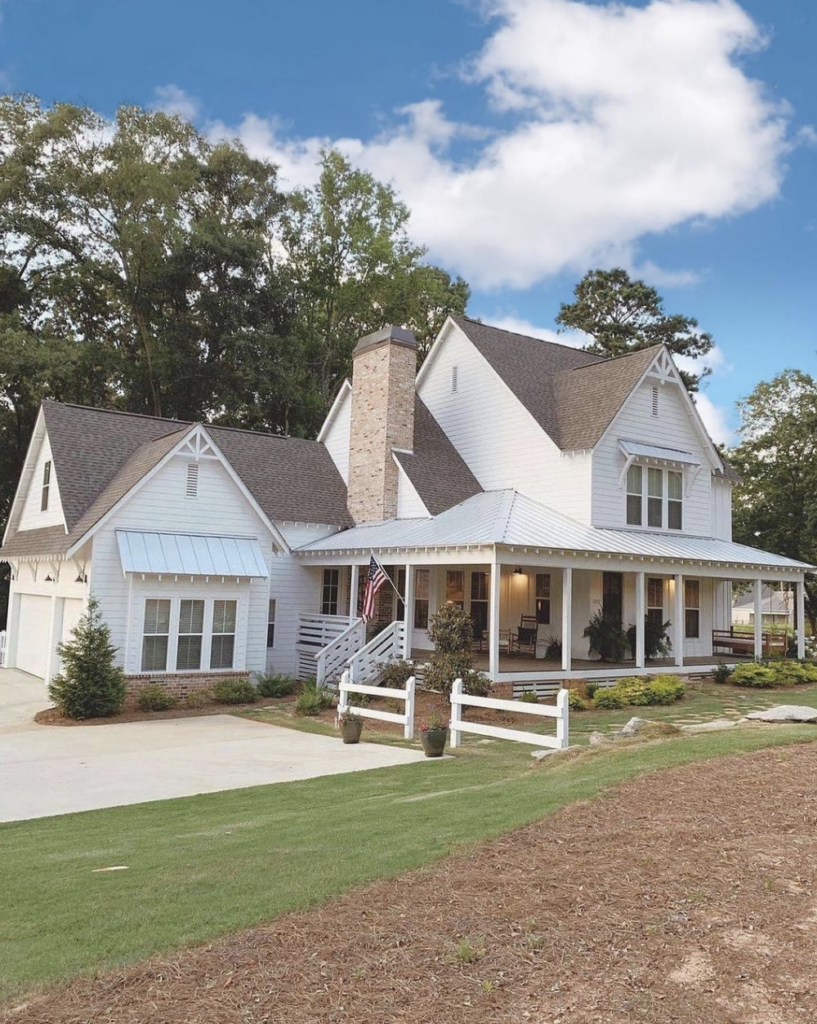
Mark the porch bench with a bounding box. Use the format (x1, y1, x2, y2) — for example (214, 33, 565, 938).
(712, 628, 787, 658)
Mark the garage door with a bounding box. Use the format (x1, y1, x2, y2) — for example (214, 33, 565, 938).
(16, 594, 52, 679)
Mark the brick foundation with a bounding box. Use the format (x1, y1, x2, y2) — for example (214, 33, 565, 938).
(124, 670, 249, 708)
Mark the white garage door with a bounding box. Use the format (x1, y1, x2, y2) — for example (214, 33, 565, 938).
(16, 594, 52, 679)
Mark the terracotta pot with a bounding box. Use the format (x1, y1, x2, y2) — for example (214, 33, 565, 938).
(420, 726, 447, 757)
(340, 718, 363, 744)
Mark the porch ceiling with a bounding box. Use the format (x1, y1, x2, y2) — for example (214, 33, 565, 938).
(294, 489, 812, 575)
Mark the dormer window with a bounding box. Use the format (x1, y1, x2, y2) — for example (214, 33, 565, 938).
(185, 462, 199, 499)
(626, 463, 684, 530)
(41, 460, 51, 511)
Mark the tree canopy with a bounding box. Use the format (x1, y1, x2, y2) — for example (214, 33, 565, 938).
(729, 370, 817, 631)
(556, 267, 714, 390)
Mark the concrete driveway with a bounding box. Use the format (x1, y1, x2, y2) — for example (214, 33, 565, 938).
(0, 669, 427, 823)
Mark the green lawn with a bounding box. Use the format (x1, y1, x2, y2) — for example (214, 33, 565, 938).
(2, 714, 817, 1001)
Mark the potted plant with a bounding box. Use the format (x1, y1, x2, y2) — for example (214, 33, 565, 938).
(419, 708, 448, 757)
(338, 708, 363, 744)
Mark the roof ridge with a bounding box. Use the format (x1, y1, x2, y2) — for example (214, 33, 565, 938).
(560, 343, 664, 375)
(453, 315, 609, 364)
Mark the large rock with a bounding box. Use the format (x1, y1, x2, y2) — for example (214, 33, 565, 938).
(619, 717, 649, 737)
(680, 719, 739, 733)
(745, 705, 817, 723)
(589, 731, 609, 746)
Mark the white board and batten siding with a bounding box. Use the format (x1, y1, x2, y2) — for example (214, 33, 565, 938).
(592, 378, 715, 537)
(710, 478, 733, 542)
(17, 431, 66, 532)
(418, 323, 593, 523)
(90, 453, 275, 676)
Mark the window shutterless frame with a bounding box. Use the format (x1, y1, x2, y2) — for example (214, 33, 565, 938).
(41, 460, 51, 512)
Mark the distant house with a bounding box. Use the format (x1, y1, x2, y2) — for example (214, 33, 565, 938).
(1, 316, 811, 697)
(732, 586, 794, 629)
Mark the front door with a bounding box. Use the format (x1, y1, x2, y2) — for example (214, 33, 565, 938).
(603, 572, 624, 626)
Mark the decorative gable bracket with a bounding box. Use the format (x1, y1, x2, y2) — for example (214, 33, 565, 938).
(178, 426, 219, 461)
(646, 348, 676, 384)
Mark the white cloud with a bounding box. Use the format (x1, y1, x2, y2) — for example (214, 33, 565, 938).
(152, 84, 201, 122)
(693, 392, 734, 445)
(205, 0, 794, 290)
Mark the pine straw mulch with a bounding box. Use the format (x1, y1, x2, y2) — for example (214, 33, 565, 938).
(7, 741, 817, 1023)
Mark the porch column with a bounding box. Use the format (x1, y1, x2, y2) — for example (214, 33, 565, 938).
(488, 556, 501, 680)
(402, 563, 414, 659)
(753, 579, 764, 659)
(673, 574, 684, 667)
(561, 567, 572, 672)
(796, 579, 806, 660)
(349, 563, 360, 618)
(635, 571, 646, 669)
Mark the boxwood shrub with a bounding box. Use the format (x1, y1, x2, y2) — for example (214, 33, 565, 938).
(592, 675, 685, 709)
(212, 677, 258, 705)
(136, 684, 179, 712)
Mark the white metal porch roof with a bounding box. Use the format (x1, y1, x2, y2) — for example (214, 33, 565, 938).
(295, 490, 812, 571)
(619, 440, 701, 465)
(116, 531, 269, 577)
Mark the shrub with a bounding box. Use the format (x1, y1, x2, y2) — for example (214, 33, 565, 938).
(185, 690, 211, 709)
(593, 687, 626, 710)
(567, 689, 589, 711)
(295, 679, 334, 716)
(773, 660, 817, 686)
(728, 663, 782, 688)
(519, 690, 539, 704)
(428, 603, 474, 655)
(136, 684, 178, 712)
(424, 652, 473, 695)
(48, 598, 126, 720)
(462, 669, 490, 697)
(583, 611, 630, 663)
(543, 637, 562, 661)
(643, 676, 686, 705)
(585, 681, 600, 699)
(379, 660, 414, 688)
(712, 663, 732, 685)
(627, 616, 672, 660)
(212, 677, 258, 705)
(254, 672, 296, 698)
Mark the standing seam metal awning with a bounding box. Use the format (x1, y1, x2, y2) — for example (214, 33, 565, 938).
(116, 531, 269, 577)
(619, 440, 701, 465)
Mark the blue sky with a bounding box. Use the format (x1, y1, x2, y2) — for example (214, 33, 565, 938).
(1, 0, 815, 443)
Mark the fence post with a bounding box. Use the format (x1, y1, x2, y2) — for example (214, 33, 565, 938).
(450, 678, 463, 748)
(338, 670, 349, 717)
(404, 676, 416, 740)
(556, 687, 569, 749)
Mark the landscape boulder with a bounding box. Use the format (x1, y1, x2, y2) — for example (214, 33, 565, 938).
(745, 705, 817, 724)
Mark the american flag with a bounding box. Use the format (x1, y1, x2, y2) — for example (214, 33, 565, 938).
(362, 556, 389, 622)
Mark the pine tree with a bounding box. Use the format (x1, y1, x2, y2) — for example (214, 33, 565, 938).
(48, 597, 126, 719)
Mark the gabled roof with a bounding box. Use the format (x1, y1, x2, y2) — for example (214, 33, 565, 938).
(2, 402, 352, 559)
(394, 397, 482, 516)
(453, 316, 662, 451)
(296, 489, 813, 571)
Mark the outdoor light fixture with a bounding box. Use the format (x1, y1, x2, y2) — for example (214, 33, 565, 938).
(513, 566, 524, 576)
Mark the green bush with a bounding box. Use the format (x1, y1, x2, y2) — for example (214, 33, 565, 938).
(543, 637, 562, 661)
(48, 598, 126, 720)
(136, 684, 179, 712)
(626, 616, 672, 660)
(462, 669, 490, 697)
(585, 681, 600, 699)
(378, 660, 414, 688)
(423, 652, 472, 695)
(295, 679, 334, 716)
(644, 675, 686, 705)
(212, 677, 258, 704)
(567, 689, 589, 711)
(593, 687, 626, 710)
(254, 672, 296, 698)
(728, 663, 782, 688)
(519, 690, 538, 704)
(583, 611, 630, 663)
(185, 690, 211, 709)
(428, 603, 474, 654)
(712, 663, 732, 684)
(772, 660, 817, 686)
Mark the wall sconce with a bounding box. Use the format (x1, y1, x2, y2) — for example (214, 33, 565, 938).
(513, 566, 524, 576)
(44, 575, 54, 582)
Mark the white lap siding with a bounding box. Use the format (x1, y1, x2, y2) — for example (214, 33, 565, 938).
(90, 454, 275, 677)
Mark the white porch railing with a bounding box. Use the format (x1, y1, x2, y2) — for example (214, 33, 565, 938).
(296, 613, 358, 681)
(315, 617, 365, 686)
(0, 630, 6, 668)
(348, 620, 407, 685)
(450, 680, 570, 750)
(338, 670, 416, 740)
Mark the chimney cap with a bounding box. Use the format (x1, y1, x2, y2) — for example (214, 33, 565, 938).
(353, 325, 417, 357)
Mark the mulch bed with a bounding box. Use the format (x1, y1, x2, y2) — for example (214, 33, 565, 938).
(7, 742, 817, 1023)
(35, 697, 291, 728)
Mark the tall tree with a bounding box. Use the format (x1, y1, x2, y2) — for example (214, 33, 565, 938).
(729, 370, 817, 632)
(556, 268, 714, 390)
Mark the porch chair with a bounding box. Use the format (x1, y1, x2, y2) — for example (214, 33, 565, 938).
(513, 615, 539, 657)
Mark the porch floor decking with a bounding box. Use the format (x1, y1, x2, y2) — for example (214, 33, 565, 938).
(411, 650, 750, 675)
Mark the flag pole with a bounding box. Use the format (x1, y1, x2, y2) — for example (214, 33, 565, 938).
(371, 553, 406, 602)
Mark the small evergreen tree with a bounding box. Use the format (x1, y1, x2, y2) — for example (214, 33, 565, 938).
(48, 597, 126, 719)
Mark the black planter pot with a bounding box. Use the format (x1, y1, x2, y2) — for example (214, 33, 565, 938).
(340, 719, 363, 744)
(420, 726, 447, 757)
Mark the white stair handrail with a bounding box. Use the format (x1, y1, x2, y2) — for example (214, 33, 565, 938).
(348, 620, 407, 685)
(315, 617, 364, 686)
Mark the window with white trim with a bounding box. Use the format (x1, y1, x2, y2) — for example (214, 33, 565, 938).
(626, 464, 643, 526)
(210, 600, 237, 669)
(41, 460, 51, 512)
(142, 599, 171, 672)
(535, 573, 551, 624)
(176, 600, 204, 671)
(414, 569, 430, 629)
(647, 468, 663, 528)
(684, 580, 700, 639)
(668, 471, 683, 530)
(321, 569, 340, 616)
(647, 578, 664, 629)
(625, 465, 683, 531)
(267, 599, 276, 649)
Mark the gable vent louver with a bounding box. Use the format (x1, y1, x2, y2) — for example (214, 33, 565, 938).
(651, 386, 659, 417)
(186, 462, 199, 498)
(451, 365, 459, 393)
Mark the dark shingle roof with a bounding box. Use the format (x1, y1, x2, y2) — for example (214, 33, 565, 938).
(453, 316, 661, 450)
(2, 403, 352, 558)
(394, 398, 482, 515)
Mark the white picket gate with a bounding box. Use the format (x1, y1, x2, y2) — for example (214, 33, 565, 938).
(337, 669, 416, 740)
(449, 680, 569, 750)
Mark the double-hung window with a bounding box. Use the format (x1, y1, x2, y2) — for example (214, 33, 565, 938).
(446, 570, 465, 608)
(211, 600, 237, 669)
(267, 599, 276, 649)
(414, 569, 430, 630)
(626, 464, 683, 531)
(626, 465, 643, 526)
(41, 460, 51, 512)
(321, 569, 340, 616)
(142, 599, 171, 672)
(176, 600, 204, 671)
(668, 471, 683, 530)
(647, 469, 663, 528)
(647, 578, 664, 629)
(535, 573, 551, 625)
(684, 580, 700, 639)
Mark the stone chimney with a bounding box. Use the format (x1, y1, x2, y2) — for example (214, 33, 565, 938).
(347, 325, 418, 523)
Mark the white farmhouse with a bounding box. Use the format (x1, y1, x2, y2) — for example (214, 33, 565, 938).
(1, 317, 810, 698)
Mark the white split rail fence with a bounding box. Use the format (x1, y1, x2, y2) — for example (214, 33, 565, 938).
(337, 669, 416, 740)
(449, 680, 570, 750)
